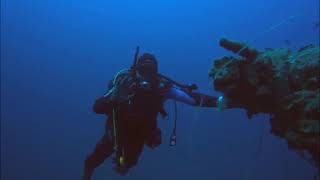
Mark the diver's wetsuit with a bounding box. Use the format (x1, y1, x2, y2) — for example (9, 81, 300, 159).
(83, 86, 218, 179)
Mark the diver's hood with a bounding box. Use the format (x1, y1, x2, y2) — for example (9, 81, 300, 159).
(136, 53, 158, 77)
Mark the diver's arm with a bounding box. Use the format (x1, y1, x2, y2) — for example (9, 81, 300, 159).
(164, 87, 197, 105)
(164, 87, 226, 110)
(189, 92, 218, 107)
(93, 85, 114, 115)
(93, 96, 112, 114)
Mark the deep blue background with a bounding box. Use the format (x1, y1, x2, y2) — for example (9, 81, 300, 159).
(1, 0, 319, 180)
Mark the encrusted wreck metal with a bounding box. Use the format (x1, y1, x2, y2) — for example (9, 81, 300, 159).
(209, 38, 320, 167)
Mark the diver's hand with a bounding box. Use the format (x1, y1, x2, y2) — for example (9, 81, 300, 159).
(217, 96, 227, 111)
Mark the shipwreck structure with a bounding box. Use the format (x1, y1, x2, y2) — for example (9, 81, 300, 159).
(209, 38, 320, 167)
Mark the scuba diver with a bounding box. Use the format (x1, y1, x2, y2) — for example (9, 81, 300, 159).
(82, 47, 226, 180)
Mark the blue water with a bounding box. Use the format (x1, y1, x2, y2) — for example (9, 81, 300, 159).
(1, 0, 319, 180)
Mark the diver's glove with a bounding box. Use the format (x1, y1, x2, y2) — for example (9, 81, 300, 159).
(216, 95, 227, 112)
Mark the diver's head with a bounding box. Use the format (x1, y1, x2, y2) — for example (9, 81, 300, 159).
(136, 53, 158, 78)
(136, 53, 158, 91)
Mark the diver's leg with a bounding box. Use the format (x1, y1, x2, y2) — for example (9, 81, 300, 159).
(83, 133, 114, 180)
(125, 140, 144, 168)
(113, 138, 144, 175)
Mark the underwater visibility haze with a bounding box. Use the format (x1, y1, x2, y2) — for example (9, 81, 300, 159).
(1, 0, 319, 180)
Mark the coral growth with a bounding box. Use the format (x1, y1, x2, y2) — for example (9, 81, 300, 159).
(209, 38, 320, 167)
